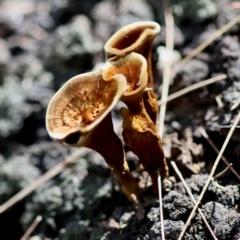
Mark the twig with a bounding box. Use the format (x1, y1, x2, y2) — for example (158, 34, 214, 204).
(20, 215, 42, 240)
(214, 164, 233, 180)
(231, 98, 240, 110)
(178, 111, 240, 240)
(171, 161, 218, 240)
(157, 172, 165, 240)
(173, 13, 240, 76)
(158, 0, 174, 138)
(158, 1, 175, 239)
(0, 148, 89, 214)
(158, 74, 227, 105)
(199, 127, 240, 180)
(215, 95, 224, 109)
(231, 2, 240, 9)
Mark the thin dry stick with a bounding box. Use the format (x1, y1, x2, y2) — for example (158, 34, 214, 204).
(215, 95, 224, 109)
(21, 215, 42, 240)
(157, 171, 164, 240)
(158, 0, 174, 137)
(178, 111, 240, 240)
(0, 148, 89, 214)
(199, 127, 240, 180)
(158, 74, 227, 105)
(231, 2, 240, 9)
(231, 98, 240, 110)
(174, 13, 240, 75)
(171, 161, 218, 240)
(214, 164, 233, 180)
(158, 1, 175, 239)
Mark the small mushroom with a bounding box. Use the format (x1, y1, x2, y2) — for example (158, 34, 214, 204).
(102, 53, 169, 193)
(104, 21, 160, 123)
(102, 52, 148, 110)
(46, 70, 139, 200)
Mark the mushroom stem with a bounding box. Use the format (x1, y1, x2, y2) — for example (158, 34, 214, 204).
(143, 90, 158, 124)
(120, 101, 169, 193)
(86, 113, 139, 200)
(102, 52, 169, 192)
(123, 94, 144, 114)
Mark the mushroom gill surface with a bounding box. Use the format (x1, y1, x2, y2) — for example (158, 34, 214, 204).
(102, 52, 147, 103)
(46, 70, 124, 142)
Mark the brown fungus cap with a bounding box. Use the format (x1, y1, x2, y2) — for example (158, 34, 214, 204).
(102, 52, 148, 102)
(104, 21, 160, 62)
(46, 70, 127, 147)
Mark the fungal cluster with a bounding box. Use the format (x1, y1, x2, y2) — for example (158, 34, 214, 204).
(46, 21, 169, 200)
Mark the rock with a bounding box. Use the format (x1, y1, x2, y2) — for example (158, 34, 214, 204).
(163, 190, 192, 220)
(146, 220, 184, 240)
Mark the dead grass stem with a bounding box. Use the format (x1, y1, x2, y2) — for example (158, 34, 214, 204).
(157, 0, 175, 239)
(214, 164, 233, 180)
(199, 127, 240, 180)
(173, 13, 240, 76)
(20, 215, 42, 240)
(158, 74, 227, 105)
(0, 148, 89, 214)
(178, 111, 240, 240)
(171, 161, 218, 240)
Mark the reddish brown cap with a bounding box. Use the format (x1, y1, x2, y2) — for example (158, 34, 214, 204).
(46, 70, 126, 146)
(104, 21, 160, 60)
(102, 52, 148, 102)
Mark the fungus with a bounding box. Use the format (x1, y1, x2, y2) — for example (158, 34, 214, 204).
(104, 21, 160, 123)
(102, 53, 169, 193)
(46, 70, 139, 200)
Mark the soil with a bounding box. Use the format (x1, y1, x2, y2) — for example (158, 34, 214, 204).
(0, 0, 240, 240)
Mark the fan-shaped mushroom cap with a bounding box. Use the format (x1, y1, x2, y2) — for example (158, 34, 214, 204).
(46, 70, 127, 146)
(102, 52, 148, 102)
(104, 21, 160, 62)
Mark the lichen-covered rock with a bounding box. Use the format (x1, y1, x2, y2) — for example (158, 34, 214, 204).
(59, 220, 90, 240)
(202, 201, 238, 239)
(91, 1, 118, 45)
(173, 175, 217, 202)
(20, 156, 113, 235)
(117, 0, 154, 28)
(163, 190, 193, 220)
(0, 39, 10, 83)
(0, 57, 54, 145)
(147, 207, 160, 222)
(146, 220, 184, 240)
(171, 0, 218, 23)
(15, 141, 72, 172)
(20, 184, 64, 230)
(0, 156, 40, 204)
(0, 76, 34, 138)
(231, 214, 240, 239)
(187, 201, 239, 240)
(216, 185, 240, 208)
(174, 59, 209, 87)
